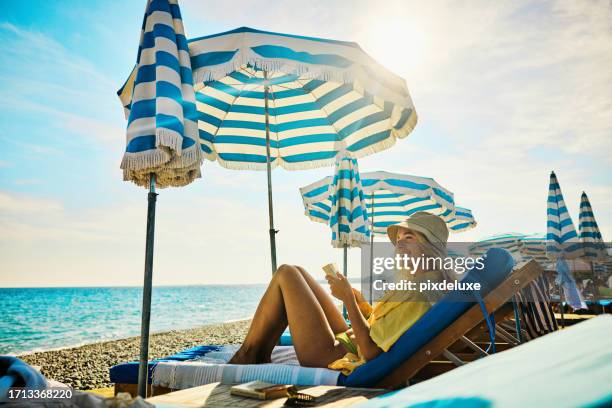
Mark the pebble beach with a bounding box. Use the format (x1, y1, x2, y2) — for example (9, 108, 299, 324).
(19, 320, 251, 390)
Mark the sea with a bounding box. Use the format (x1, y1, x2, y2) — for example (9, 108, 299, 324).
(0, 285, 267, 355)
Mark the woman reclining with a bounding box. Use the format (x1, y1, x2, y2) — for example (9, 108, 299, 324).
(229, 212, 451, 374)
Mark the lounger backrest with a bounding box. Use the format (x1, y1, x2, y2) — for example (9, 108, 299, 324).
(339, 248, 515, 387)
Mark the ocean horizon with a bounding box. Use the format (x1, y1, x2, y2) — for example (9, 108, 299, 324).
(0, 285, 270, 355)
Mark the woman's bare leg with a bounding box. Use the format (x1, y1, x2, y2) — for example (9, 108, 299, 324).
(293, 265, 349, 334)
(229, 264, 346, 367)
(228, 269, 289, 364)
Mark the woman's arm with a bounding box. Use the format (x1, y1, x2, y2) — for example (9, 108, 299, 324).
(327, 273, 383, 361)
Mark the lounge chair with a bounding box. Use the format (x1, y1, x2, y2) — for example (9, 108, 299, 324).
(111, 249, 544, 395)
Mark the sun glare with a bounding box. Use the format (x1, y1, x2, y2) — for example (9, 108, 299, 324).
(362, 19, 427, 77)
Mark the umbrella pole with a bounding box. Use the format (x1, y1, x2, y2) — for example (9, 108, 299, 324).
(137, 173, 157, 398)
(263, 71, 277, 274)
(343, 244, 348, 319)
(369, 195, 375, 303)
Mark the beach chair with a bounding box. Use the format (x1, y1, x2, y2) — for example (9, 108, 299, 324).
(111, 250, 544, 395)
(344, 257, 544, 389)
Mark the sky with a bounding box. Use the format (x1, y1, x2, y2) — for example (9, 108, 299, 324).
(0, 0, 610, 287)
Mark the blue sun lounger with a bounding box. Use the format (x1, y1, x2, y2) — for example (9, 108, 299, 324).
(112, 249, 544, 395)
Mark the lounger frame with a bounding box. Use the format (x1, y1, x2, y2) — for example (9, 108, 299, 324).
(376, 260, 544, 389)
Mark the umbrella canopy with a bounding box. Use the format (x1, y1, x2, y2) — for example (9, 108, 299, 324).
(579, 192, 608, 261)
(470, 232, 552, 266)
(120, 26, 419, 274)
(546, 171, 583, 259)
(469, 233, 525, 260)
(300, 170, 476, 237)
(118, 0, 201, 188)
(329, 156, 370, 248)
(120, 26, 417, 170)
(361, 172, 456, 235)
(519, 233, 551, 265)
(546, 171, 585, 309)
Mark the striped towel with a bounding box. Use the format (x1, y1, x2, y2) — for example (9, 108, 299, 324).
(192, 345, 300, 366)
(152, 361, 339, 389)
(118, 0, 202, 188)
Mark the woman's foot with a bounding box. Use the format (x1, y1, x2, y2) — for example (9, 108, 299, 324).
(228, 345, 258, 364)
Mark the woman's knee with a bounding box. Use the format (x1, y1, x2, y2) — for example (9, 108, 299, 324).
(275, 264, 300, 280)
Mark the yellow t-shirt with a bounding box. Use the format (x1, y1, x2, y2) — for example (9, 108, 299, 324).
(329, 270, 441, 375)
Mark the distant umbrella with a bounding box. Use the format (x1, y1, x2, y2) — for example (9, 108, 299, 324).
(546, 171, 585, 310)
(469, 233, 525, 261)
(578, 192, 607, 261)
(579, 191, 608, 303)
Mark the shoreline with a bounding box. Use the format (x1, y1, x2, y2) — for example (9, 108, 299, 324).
(19, 319, 251, 390)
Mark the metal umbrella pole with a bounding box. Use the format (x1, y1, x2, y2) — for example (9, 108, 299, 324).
(368, 195, 375, 303)
(137, 173, 157, 398)
(263, 71, 278, 274)
(343, 244, 348, 319)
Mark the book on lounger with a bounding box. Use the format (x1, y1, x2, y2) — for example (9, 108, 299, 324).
(323, 263, 340, 277)
(230, 380, 297, 400)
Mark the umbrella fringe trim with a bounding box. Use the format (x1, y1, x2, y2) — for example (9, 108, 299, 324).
(332, 232, 370, 249)
(156, 128, 184, 156)
(192, 50, 413, 108)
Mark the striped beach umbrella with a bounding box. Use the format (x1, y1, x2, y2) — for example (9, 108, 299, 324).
(578, 192, 607, 261)
(579, 192, 608, 303)
(116, 0, 199, 397)
(546, 172, 583, 259)
(329, 157, 370, 250)
(299, 156, 370, 282)
(301, 170, 476, 236)
(519, 233, 551, 265)
(469, 233, 526, 260)
(120, 26, 418, 274)
(546, 171, 585, 309)
(307, 156, 369, 317)
(118, 0, 201, 188)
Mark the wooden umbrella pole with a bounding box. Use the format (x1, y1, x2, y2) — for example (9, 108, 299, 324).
(263, 70, 278, 275)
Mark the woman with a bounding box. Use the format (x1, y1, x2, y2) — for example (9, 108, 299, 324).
(229, 212, 450, 375)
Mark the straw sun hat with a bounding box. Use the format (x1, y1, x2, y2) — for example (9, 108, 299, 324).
(387, 211, 449, 252)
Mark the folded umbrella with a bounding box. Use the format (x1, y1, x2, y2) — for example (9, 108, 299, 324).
(546, 171, 585, 310)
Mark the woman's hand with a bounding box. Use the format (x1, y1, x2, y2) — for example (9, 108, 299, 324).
(325, 272, 355, 303)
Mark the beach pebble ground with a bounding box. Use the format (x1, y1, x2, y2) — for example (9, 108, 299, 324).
(20, 320, 251, 390)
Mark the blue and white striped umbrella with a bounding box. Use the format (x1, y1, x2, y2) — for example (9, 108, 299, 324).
(470, 232, 552, 266)
(301, 170, 475, 237)
(546, 171, 583, 259)
(118, 0, 201, 188)
(519, 233, 551, 265)
(328, 157, 370, 248)
(469, 233, 525, 260)
(442, 207, 477, 234)
(120, 27, 417, 170)
(579, 192, 607, 261)
(546, 171, 585, 309)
